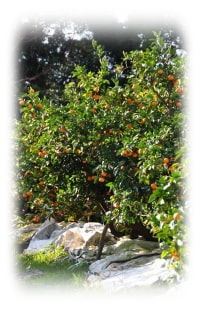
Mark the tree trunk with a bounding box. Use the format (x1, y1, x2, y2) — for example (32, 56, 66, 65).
(96, 222, 110, 260)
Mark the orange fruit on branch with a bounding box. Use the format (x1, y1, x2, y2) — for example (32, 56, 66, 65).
(39, 181, 45, 186)
(93, 86, 99, 93)
(140, 118, 147, 124)
(99, 177, 105, 183)
(68, 109, 76, 114)
(167, 74, 175, 81)
(173, 212, 181, 221)
(19, 100, 25, 106)
(36, 103, 43, 109)
(176, 102, 182, 108)
(150, 183, 157, 190)
(157, 69, 164, 75)
(163, 158, 170, 164)
(126, 123, 132, 129)
(151, 101, 157, 107)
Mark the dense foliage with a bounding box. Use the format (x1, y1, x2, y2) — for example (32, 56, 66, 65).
(16, 21, 183, 106)
(15, 32, 187, 272)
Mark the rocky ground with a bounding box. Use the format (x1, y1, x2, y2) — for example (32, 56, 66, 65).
(15, 218, 182, 293)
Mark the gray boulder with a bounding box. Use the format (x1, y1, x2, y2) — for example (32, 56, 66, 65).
(87, 249, 178, 292)
(23, 220, 114, 256)
(24, 218, 64, 254)
(32, 217, 60, 240)
(55, 222, 116, 252)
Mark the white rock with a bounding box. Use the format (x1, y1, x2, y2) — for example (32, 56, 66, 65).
(23, 238, 55, 254)
(87, 254, 177, 292)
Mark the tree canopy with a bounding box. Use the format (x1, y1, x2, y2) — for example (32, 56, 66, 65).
(15, 24, 187, 273)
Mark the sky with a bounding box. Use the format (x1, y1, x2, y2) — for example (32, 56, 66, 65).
(0, 0, 200, 307)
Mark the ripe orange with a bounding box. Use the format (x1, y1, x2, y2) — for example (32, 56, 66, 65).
(104, 104, 110, 110)
(121, 150, 129, 156)
(19, 100, 25, 106)
(113, 202, 120, 208)
(99, 177, 105, 183)
(150, 183, 157, 190)
(126, 123, 132, 129)
(52, 201, 59, 207)
(140, 118, 147, 124)
(127, 151, 133, 157)
(168, 165, 175, 172)
(32, 215, 40, 223)
(24, 170, 30, 177)
(60, 126, 66, 133)
(175, 87, 184, 94)
(90, 107, 97, 113)
(23, 191, 32, 199)
(92, 94, 101, 100)
(157, 69, 164, 75)
(93, 86, 99, 93)
(39, 181, 45, 186)
(127, 98, 133, 104)
(172, 252, 180, 261)
(151, 101, 157, 107)
(173, 78, 180, 87)
(176, 102, 182, 108)
(68, 109, 76, 114)
(167, 74, 175, 81)
(121, 149, 133, 157)
(87, 176, 93, 181)
(101, 171, 107, 177)
(35, 199, 43, 206)
(42, 151, 48, 156)
(28, 104, 33, 109)
(36, 103, 43, 109)
(173, 212, 181, 221)
(65, 148, 71, 154)
(132, 152, 138, 158)
(163, 158, 170, 164)
(55, 209, 64, 216)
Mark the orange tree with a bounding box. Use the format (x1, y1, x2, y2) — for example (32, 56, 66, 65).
(15, 33, 187, 271)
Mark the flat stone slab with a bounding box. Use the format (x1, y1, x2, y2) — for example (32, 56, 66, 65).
(87, 253, 177, 292)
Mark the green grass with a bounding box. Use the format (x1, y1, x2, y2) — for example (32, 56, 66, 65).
(17, 244, 90, 288)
